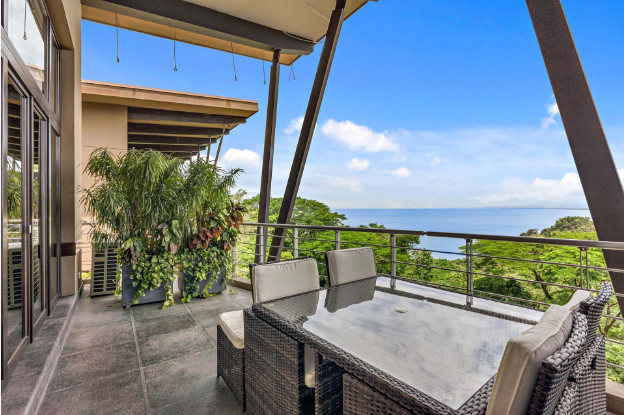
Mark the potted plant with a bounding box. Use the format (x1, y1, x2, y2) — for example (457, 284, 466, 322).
(81, 149, 190, 308)
(177, 160, 246, 302)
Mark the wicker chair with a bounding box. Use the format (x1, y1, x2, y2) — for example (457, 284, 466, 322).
(217, 258, 320, 412)
(580, 281, 612, 351)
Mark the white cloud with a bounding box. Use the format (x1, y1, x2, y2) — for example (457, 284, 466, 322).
(328, 177, 364, 192)
(430, 156, 441, 166)
(392, 167, 410, 178)
(321, 119, 399, 152)
(222, 148, 260, 168)
(346, 158, 369, 171)
(284, 116, 304, 135)
(475, 172, 583, 206)
(540, 98, 560, 130)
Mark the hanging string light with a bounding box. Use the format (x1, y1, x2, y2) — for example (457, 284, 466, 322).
(230, 42, 238, 81)
(115, 14, 120, 62)
(173, 29, 178, 71)
(262, 60, 266, 85)
(22, 0, 27, 40)
(289, 63, 297, 81)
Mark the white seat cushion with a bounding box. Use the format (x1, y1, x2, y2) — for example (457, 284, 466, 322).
(304, 345, 315, 388)
(486, 305, 574, 415)
(251, 258, 320, 303)
(219, 310, 244, 349)
(563, 290, 592, 310)
(326, 247, 377, 286)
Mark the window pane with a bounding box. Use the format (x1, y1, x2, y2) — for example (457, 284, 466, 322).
(7, 0, 46, 92)
(32, 111, 43, 322)
(5, 79, 26, 358)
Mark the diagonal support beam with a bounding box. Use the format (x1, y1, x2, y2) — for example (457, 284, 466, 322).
(527, 0, 624, 308)
(268, 0, 346, 262)
(255, 49, 281, 263)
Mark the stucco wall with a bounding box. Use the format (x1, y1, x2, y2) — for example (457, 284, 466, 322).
(80, 102, 127, 274)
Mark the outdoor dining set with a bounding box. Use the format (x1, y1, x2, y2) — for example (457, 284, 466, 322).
(216, 247, 610, 415)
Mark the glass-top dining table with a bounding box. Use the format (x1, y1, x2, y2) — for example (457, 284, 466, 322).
(246, 276, 542, 415)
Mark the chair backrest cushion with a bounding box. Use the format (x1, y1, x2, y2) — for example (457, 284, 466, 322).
(325, 247, 377, 286)
(486, 305, 574, 415)
(251, 258, 320, 303)
(563, 290, 592, 310)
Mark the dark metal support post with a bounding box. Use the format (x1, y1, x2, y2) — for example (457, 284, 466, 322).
(527, 0, 624, 308)
(255, 49, 281, 263)
(268, 0, 346, 261)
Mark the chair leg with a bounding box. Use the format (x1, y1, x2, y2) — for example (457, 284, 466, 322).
(217, 325, 246, 412)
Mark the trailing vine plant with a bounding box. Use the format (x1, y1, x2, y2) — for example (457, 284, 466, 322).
(179, 160, 246, 302)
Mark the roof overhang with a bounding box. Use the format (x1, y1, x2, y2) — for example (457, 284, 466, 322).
(82, 80, 258, 160)
(81, 0, 375, 65)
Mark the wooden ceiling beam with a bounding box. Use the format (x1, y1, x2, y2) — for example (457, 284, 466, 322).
(127, 107, 246, 128)
(127, 135, 217, 146)
(128, 123, 229, 137)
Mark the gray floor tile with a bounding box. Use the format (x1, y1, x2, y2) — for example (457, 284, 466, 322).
(189, 302, 243, 329)
(151, 385, 240, 415)
(143, 349, 218, 409)
(71, 307, 132, 330)
(183, 293, 236, 310)
(134, 312, 198, 339)
(79, 293, 122, 311)
(62, 321, 134, 355)
(49, 341, 139, 391)
(1, 371, 39, 415)
(40, 369, 146, 415)
(131, 301, 188, 321)
(35, 317, 67, 342)
(14, 339, 55, 376)
(138, 326, 213, 367)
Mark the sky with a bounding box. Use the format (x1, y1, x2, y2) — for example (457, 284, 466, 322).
(81, 0, 624, 210)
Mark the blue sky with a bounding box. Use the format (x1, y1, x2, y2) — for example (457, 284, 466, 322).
(81, 0, 624, 209)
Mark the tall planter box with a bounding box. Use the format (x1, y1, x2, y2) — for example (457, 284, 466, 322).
(177, 266, 227, 299)
(121, 264, 172, 308)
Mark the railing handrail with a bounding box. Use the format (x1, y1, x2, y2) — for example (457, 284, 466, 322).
(244, 222, 624, 251)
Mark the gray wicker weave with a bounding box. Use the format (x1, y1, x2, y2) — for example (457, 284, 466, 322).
(217, 325, 246, 412)
(528, 312, 588, 415)
(580, 282, 611, 352)
(243, 308, 312, 415)
(314, 352, 345, 415)
(570, 334, 607, 415)
(553, 381, 578, 415)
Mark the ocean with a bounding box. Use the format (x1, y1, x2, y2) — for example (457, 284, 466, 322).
(335, 208, 591, 259)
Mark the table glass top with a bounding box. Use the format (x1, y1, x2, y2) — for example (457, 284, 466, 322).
(259, 277, 534, 410)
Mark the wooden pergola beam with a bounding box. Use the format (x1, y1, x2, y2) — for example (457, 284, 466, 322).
(268, 0, 346, 262)
(128, 143, 206, 152)
(128, 123, 229, 137)
(256, 49, 281, 263)
(127, 134, 217, 146)
(527, 0, 624, 307)
(127, 107, 247, 127)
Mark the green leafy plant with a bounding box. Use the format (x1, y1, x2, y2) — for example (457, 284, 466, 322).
(179, 160, 246, 302)
(81, 149, 190, 308)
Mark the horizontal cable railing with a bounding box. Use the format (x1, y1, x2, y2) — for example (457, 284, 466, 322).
(234, 222, 624, 376)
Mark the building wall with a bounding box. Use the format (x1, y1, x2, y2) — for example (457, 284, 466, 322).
(47, 0, 82, 296)
(80, 102, 127, 273)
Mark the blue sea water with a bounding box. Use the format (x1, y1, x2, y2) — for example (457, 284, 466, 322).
(335, 208, 591, 259)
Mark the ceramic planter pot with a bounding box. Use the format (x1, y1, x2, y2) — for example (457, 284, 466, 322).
(121, 264, 172, 308)
(177, 266, 227, 299)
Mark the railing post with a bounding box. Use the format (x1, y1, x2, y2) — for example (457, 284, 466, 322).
(466, 239, 473, 306)
(259, 226, 266, 263)
(578, 246, 584, 289)
(390, 234, 397, 289)
(293, 228, 299, 259)
(231, 245, 236, 279)
(335, 230, 341, 250)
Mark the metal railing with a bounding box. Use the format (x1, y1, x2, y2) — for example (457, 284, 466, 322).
(234, 222, 624, 374)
